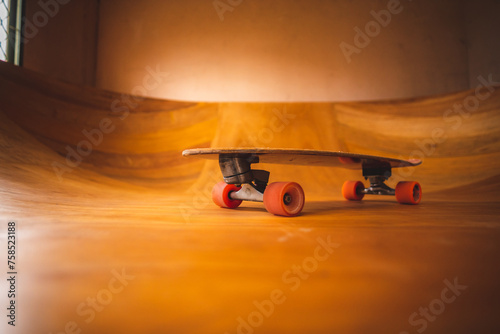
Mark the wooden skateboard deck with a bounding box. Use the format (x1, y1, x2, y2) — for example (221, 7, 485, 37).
(182, 147, 422, 216)
(182, 148, 421, 169)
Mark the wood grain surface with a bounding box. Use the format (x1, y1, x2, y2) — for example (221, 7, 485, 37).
(0, 61, 499, 334)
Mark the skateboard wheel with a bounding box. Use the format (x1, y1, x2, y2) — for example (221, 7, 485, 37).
(263, 182, 305, 217)
(212, 181, 242, 209)
(342, 181, 365, 201)
(338, 157, 361, 165)
(395, 181, 422, 205)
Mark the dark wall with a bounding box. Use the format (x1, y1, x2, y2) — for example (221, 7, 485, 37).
(23, 0, 99, 86)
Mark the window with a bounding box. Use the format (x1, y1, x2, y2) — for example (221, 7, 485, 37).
(0, 0, 23, 64)
(0, 0, 8, 61)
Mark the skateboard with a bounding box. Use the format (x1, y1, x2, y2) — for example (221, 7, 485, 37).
(182, 148, 422, 217)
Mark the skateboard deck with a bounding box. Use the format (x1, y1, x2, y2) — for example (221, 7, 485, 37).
(182, 147, 422, 217)
(182, 148, 421, 169)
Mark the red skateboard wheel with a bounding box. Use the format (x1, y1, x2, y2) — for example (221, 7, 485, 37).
(395, 181, 422, 204)
(342, 180, 365, 201)
(212, 181, 242, 209)
(263, 182, 305, 217)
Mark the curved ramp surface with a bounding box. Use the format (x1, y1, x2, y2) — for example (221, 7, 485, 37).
(0, 61, 499, 334)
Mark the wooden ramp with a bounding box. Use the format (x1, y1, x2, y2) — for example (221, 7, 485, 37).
(0, 61, 499, 334)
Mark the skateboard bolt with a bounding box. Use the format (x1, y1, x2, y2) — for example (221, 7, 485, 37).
(283, 193, 292, 205)
(413, 184, 421, 202)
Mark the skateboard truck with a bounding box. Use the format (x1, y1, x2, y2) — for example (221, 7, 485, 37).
(342, 160, 422, 204)
(362, 176, 395, 196)
(361, 162, 395, 196)
(214, 154, 305, 216)
(218, 154, 269, 202)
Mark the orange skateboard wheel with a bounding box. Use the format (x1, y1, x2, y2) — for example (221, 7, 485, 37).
(342, 181, 365, 201)
(263, 182, 305, 217)
(338, 157, 361, 165)
(212, 181, 242, 209)
(395, 181, 422, 205)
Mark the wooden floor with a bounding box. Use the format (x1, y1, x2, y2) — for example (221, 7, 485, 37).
(0, 61, 499, 334)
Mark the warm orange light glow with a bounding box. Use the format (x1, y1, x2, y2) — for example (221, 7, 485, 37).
(95, 1, 500, 102)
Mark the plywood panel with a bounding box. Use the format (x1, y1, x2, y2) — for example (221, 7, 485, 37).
(0, 61, 499, 334)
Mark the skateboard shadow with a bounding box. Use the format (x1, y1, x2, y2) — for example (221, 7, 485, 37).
(301, 198, 426, 216)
